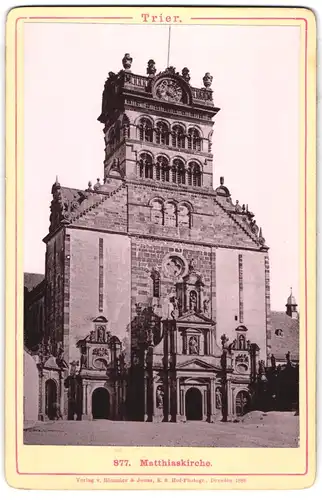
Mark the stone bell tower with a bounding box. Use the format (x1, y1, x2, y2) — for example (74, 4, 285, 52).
(98, 53, 220, 188)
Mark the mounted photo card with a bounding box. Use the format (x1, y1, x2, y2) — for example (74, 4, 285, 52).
(5, 5, 316, 490)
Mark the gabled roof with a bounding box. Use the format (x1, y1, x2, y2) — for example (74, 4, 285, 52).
(24, 273, 45, 292)
(46, 177, 125, 237)
(270, 311, 299, 361)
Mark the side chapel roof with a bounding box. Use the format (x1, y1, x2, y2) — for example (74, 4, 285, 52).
(270, 311, 299, 362)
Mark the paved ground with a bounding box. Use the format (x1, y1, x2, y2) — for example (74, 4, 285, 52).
(24, 411, 299, 447)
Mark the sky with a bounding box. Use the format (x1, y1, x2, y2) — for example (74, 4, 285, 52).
(23, 23, 300, 311)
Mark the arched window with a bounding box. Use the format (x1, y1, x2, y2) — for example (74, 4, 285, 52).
(177, 160, 186, 185)
(172, 159, 185, 185)
(164, 202, 177, 227)
(238, 334, 246, 350)
(189, 161, 202, 187)
(139, 118, 153, 142)
(171, 162, 177, 184)
(178, 204, 191, 228)
(139, 153, 153, 179)
(187, 166, 192, 186)
(150, 199, 163, 225)
(187, 128, 201, 151)
(122, 115, 130, 139)
(156, 156, 169, 182)
(172, 125, 185, 148)
(155, 122, 169, 145)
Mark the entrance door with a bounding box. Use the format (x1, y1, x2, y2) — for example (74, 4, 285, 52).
(185, 387, 203, 421)
(45, 379, 57, 420)
(92, 387, 110, 419)
(236, 391, 250, 417)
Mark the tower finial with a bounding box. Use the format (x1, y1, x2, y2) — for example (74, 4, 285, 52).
(147, 59, 156, 76)
(220, 176, 224, 186)
(167, 26, 172, 67)
(122, 53, 133, 71)
(203, 72, 213, 88)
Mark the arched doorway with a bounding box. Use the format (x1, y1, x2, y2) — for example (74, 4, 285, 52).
(92, 387, 110, 419)
(236, 391, 250, 417)
(186, 387, 203, 421)
(45, 379, 57, 420)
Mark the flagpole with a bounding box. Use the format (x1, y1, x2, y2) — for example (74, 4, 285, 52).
(167, 25, 171, 67)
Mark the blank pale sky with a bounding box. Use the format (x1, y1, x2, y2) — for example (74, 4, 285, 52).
(23, 23, 300, 311)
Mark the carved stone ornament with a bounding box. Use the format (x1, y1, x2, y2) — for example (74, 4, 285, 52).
(163, 255, 185, 278)
(203, 72, 213, 89)
(147, 59, 156, 76)
(155, 78, 183, 103)
(181, 67, 191, 82)
(122, 53, 133, 71)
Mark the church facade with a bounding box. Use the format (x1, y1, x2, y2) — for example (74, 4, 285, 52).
(25, 54, 272, 423)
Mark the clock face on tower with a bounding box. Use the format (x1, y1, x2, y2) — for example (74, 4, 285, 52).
(155, 78, 184, 103)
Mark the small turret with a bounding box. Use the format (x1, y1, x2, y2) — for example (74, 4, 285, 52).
(286, 288, 298, 319)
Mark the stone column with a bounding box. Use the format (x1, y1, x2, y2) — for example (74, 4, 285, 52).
(59, 371, 64, 418)
(38, 371, 44, 421)
(202, 388, 207, 421)
(143, 375, 148, 422)
(200, 335, 204, 356)
(227, 380, 233, 420)
(176, 377, 181, 422)
(167, 377, 172, 422)
(82, 382, 88, 419)
(114, 380, 119, 420)
(183, 333, 187, 355)
(231, 387, 237, 420)
(181, 387, 187, 422)
(41, 374, 47, 420)
(209, 378, 215, 422)
(88, 385, 93, 420)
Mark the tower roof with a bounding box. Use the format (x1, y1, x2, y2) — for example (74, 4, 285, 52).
(98, 53, 220, 125)
(286, 288, 297, 306)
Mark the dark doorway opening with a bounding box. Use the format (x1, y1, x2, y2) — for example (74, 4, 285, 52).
(92, 387, 110, 419)
(236, 390, 250, 417)
(186, 387, 203, 421)
(45, 379, 57, 420)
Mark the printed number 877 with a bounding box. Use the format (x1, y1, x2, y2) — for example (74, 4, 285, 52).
(114, 460, 130, 466)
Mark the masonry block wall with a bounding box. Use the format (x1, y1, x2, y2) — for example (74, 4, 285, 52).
(216, 248, 267, 358)
(104, 109, 215, 186)
(127, 183, 259, 249)
(67, 228, 131, 364)
(45, 229, 65, 345)
(130, 237, 213, 306)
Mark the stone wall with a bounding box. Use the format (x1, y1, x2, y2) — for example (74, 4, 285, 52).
(67, 228, 131, 364)
(23, 349, 39, 423)
(216, 248, 267, 358)
(45, 229, 65, 344)
(128, 182, 259, 249)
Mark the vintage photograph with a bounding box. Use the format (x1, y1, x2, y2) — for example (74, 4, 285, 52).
(23, 22, 300, 447)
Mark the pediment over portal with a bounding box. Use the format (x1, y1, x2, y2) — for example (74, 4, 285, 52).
(176, 357, 219, 371)
(176, 310, 215, 326)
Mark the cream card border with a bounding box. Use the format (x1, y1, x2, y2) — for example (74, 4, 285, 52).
(5, 6, 317, 490)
